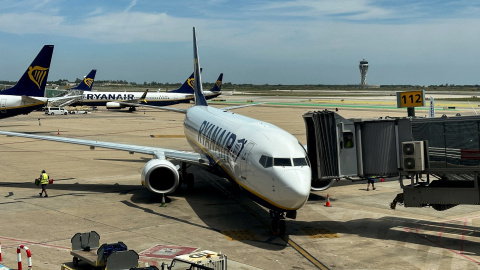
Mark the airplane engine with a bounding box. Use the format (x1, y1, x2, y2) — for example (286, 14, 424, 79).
(141, 159, 180, 194)
(311, 178, 334, 191)
(106, 102, 124, 109)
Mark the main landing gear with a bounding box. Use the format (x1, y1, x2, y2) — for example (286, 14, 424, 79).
(180, 162, 194, 190)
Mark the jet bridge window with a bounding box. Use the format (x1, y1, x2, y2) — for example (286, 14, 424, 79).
(343, 132, 354, 149)
(259, 155, 273, 168)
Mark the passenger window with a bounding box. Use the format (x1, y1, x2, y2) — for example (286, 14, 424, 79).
(274, 158, 292, 167)
(293, 158, 308, 166)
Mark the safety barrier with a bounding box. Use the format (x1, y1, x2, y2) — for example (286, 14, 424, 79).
(17, 245, 32, 270)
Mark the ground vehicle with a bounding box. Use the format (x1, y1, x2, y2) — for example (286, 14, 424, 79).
(161, 250, 227, 270)
(45, 107, 68, 115)
(69, 109, 90, 114)
(68, 231, 138, 270)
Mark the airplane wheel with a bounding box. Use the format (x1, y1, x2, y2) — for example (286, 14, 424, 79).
(271, 218, 279, 234)
(186, 173, 194, 190)
(279, 220, 286, 235)
(73, 256, 79, 266)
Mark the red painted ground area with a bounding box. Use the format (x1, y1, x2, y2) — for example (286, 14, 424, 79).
(139, 245, 197, 259)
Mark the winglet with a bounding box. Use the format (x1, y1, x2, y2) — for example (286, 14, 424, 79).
(71, 69, 97, 91)
(140, 89, 148, 103)
(193, 27, 208, 106)
(1, 45, 54, 97)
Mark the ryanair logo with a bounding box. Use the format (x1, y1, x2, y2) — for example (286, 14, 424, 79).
(84, 77, 94, 88)
(187, 78, 195, 89)
(28, 66, 49, 89)
(216, 80, 221, 88)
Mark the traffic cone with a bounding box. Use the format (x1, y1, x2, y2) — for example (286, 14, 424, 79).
(160, 193, 167, 207)
(57, 129, 60, 135)
(381, 178, 385, 182)
(325, 194, 332, 207)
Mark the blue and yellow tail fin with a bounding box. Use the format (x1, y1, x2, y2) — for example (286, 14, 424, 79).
(1, 45, 54, 97)
(210, 73, 223, 92)
(71, 69, 96, 91)
(168, 71, 196, 94)
(193, 27, 208, 106)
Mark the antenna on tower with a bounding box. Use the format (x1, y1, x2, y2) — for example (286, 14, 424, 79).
(359, 59, 369, 86)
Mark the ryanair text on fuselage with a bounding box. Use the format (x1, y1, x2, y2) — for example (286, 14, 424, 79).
(198, 120, 248, 162)
(86, 93, 170, 100)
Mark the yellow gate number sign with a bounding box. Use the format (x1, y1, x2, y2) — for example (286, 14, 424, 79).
(396, 90, 425, 108)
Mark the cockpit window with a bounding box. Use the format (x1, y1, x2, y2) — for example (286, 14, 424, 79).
(259, 155, 273, 168)
(274, 158, 292, 167)
(260, 156, 308, 167)
(293, 158, 308, 166)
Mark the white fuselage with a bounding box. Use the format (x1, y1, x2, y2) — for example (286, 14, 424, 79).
(184, 105, 311, 211)
(0, 95, 46, 119)
(78, 91, 193, 107)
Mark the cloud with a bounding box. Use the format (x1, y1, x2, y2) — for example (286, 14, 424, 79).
(0, 11, 203, 43)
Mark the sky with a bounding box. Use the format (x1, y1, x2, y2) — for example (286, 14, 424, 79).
(0, 0, 479, 86)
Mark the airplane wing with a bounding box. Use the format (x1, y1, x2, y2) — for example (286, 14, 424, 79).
(0, 130, 208, 166)
(21, 95, 47, 104)
(117, 101, 188, 114)
(220, 102, 265, 111)
(117, 100, 263, 113)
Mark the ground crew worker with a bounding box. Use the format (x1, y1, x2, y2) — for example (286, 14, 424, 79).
(39, 170, 49, 197)
(366, 175, 376, 191)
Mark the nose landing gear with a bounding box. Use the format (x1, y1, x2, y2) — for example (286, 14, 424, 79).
(270, 210, 286, 235)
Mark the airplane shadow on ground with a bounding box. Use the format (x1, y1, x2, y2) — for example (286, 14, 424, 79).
(2, 175, 479, 258)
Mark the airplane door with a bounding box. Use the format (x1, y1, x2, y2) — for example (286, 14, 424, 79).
(239, 141, 255, 180)
(0, 99, 6, 113)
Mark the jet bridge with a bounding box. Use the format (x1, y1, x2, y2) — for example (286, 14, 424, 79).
(303, 111, 480, 210)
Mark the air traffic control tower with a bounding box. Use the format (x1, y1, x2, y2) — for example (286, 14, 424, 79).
(359, 59, 369, 85)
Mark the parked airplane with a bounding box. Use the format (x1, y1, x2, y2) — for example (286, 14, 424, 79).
(70, 72, 197, 111)
(0, 28, 312, 234)
(169, 72, 223, 100)
(70, 69, 97, 91)
(0, 45, 55, 119)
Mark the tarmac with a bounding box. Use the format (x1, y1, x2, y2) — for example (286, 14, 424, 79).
(0, 95, 480, 269)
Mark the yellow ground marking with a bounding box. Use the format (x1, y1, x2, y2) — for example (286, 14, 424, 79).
(222, 230, 258, 241)
(302, 228, 340, 239)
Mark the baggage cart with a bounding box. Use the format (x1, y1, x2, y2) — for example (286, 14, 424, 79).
(69, 231, 138, 270)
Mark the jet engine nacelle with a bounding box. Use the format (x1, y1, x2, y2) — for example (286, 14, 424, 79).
(141, 159, 180, 194)
(106, 102, 124, 109)
(310, 178, 334, 191)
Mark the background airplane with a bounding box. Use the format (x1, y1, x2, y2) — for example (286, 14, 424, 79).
(169, 72, 223, 100)
(70, 69, 97, 91)
(0, 45, 53, 119)
(0, 28, 312, 234)
(69, 72, 196, 111)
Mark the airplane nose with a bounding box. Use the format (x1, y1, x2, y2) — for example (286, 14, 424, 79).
(278, 169, 311, 209)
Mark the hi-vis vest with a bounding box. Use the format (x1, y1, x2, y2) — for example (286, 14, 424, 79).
(40, 173, 49, 185)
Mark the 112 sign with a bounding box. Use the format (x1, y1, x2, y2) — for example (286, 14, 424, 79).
(396, 90, 425, 108)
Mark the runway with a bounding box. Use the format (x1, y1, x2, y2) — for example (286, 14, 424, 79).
(0, 96, 480, 269)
